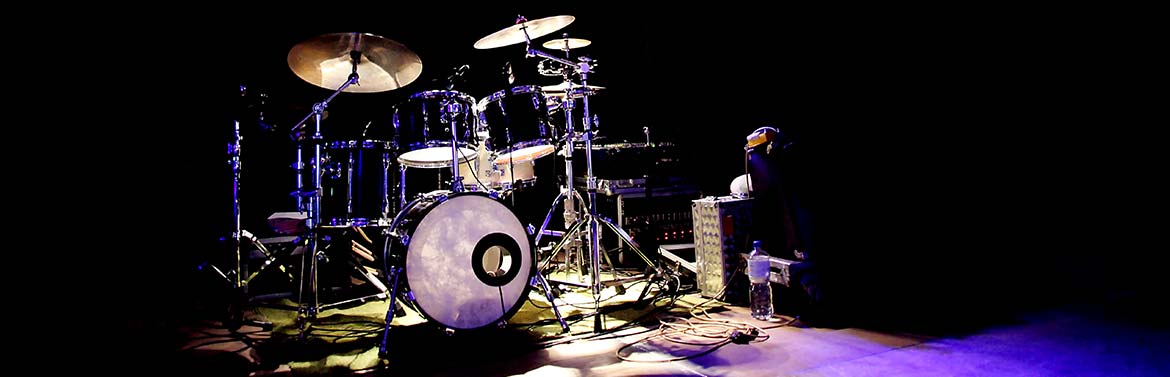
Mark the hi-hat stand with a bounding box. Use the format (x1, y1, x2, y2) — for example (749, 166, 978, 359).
(521, 33, 659, 333)
(206, 84, 274, 330)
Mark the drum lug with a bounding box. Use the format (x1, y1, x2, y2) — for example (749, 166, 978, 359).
(444, 328, 456, 336)
(497, 321, 507, 329)
(323, 161, 341, 180)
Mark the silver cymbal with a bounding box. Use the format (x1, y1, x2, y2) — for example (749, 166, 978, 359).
(288, 32, 422, 93)
(541, 81, 605, 98)
(474, 15, 576, 49)
(542, 38, 592, 50)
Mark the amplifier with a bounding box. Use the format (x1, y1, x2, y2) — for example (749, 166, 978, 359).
(587, 179, 700, 268)
(691, 196, 753, 302)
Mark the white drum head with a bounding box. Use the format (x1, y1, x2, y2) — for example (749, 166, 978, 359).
(403, 194, 532, 330)
(399, 147, 477, 168)
(494, 144, 555, 165)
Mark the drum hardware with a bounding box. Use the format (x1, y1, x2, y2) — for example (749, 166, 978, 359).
(538, 35, 591, 77)
(478, 15, 664, 333)
(285, 32, 420, 332)
(442, 65, 470, 192)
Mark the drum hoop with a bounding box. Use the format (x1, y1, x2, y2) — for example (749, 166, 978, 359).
(478, 85, 545, 109)
(389, 190, 536, 261)
(326, 139, 396, 150)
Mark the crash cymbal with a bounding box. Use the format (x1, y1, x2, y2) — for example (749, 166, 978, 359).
(542, 38, 592, 50)
(288, 32, 422, 93)
(474, 15, 575, 49)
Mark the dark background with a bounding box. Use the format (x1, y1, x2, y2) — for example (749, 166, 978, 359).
(97, 5, 1162, 330)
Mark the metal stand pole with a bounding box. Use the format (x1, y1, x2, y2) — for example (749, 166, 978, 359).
(289, 73, 359, 328)
(521, 44, 660, 333)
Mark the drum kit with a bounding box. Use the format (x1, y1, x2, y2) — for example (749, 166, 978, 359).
(226, 15, 660, 348)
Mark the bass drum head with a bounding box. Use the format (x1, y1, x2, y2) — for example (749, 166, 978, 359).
(402, 192, 533, 330)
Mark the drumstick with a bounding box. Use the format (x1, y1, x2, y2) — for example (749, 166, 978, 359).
(351, 240, 376, 262)
(353, 226, 374, 244)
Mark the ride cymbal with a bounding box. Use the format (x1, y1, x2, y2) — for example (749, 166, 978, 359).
(474, 15, 575, 49)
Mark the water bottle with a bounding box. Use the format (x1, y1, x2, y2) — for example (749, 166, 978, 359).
(747, 240, 774, 320)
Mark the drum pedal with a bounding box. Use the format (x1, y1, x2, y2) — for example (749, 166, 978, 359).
(392, 300, 406, 318)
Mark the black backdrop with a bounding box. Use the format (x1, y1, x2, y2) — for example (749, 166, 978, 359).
(99, 5, 1163, 329)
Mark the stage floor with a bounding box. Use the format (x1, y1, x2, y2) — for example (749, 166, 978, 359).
(128, 276, 1168, 376)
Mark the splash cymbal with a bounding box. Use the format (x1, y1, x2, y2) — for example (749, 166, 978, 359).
(542, 38, 592, 50)
(288, 32, 422, 93)
(474, 15, 575, 49)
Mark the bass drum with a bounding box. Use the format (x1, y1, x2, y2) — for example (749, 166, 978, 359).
(384, 191, 534, 331)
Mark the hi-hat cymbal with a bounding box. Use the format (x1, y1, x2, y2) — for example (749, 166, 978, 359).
(288, 32, 422, 93)
(474, 15, 575, 49)
(541, 81, 606, 94)
(542, 38, 592, 50)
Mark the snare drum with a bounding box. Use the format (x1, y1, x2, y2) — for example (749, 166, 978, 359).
(383, 191, 534, 331)
(478, 86, 556, 164)
(393, 90, 478, 168)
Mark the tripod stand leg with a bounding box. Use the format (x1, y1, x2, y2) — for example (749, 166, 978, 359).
(379, 266, 403, 358)
(531, 274, 570, 333)
(533, 190, 568, 247)
(244, 236, 299, 286)
(540, 218, 587, 271)
(597, 217, 655, 266)
(297, 231, 322, 325)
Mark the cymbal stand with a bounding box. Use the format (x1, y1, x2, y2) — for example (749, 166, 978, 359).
(288, 51, 362, 326)
(523, 40, 657, 333)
